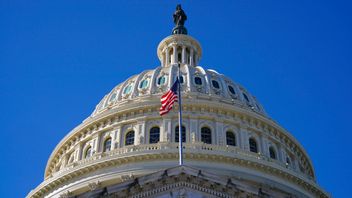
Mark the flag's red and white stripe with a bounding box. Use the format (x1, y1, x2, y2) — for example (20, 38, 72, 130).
(160, 79, 179, 116)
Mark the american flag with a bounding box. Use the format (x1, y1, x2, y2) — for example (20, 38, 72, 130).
(160, 78, 179, 116)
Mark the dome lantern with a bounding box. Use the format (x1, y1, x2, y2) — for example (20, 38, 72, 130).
(157, 5, 202, 67)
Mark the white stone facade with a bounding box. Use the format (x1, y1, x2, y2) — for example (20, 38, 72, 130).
(27, 27, 329, 198)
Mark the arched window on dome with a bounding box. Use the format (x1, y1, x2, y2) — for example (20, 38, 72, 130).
(226, 131, 236, 146)
(194, 76, 202, 85)
(123, 84, 133, 95)
(243, 93, 250, 103)
(175, 125, 186, 143)
(103, 138, 112, 152)
(228, 85, 236, 95)
(249, 138, 258, 153)
(149, 127, 160, 144)
(125, 131, 135, 146)
(212, 80, 220, 89)
(201, 127, 212, 144)
(109, 92, 117, 102)
(139, 79, 149, 89)
(255, 103, 261, 111)
(269, 146, 277, 159)
(157, 76, 166, 85)
(84, 146, 92, 159)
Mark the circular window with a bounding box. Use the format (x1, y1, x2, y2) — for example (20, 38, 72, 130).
(123, 84, 133, 95)
(157, 76, 166, 85)
(228, 85, 236, 95)
(194, 77, 202, 85)
(212, 80, 220, 89)
(139, 79, 149, 89)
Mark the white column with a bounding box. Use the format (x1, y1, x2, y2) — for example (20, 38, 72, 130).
(182, 46, 186, 64)
(92, 135, 100, 154)
(75, 143, 83, 161)
(161, 118, 172, 142)
(190, 48, 194, 66)
(278, 146, 285, 162)
(111, 126, 121, 149)
(115, 126, 123, 148)
(172, 45, 177, 64)
(189, 119, 198, 143)
(215, 121, 224, 145)
(260, 136, 269, 156)
(165, 47, 169, 66)
(162, 51, 165, 67)
(294, 157, 299, 170)
(136, 120, 146, 145)
(239, 126, 248, 150)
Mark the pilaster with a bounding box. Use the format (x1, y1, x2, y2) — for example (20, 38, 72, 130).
(189, 119, 198, 143)
(165, 47, 170, 67)
(112, 126, 121, 149)
(190, 48, 194, 66)
(75, 143, 83, 161)
(181, 46, 186, 64)
(261, 136, 269, 156)
(135, 120, 146, 145)
(239, 125, 249, 150)
(215, 121, 224, 145)
(172, 45, 177, 64)
(161, 118, 172, 142)
(92, 134, 100, 154)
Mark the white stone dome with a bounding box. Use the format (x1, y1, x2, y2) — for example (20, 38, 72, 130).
(91, 65, 267, 119)
(28, 24, 329, 198)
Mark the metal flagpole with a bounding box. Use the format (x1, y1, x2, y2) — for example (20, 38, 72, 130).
(178, 63, 183, 165)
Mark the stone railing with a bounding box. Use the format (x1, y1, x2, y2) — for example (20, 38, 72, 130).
(51, 142, 313, 182)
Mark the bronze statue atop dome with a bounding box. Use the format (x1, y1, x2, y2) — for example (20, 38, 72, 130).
(173, 4, 187, 26)
(172, 4, 188, 35)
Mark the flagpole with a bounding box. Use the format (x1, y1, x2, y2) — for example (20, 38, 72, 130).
(178, 63, 183, 166)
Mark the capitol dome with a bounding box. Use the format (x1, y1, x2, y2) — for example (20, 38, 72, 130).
(28, 5, 329, 198)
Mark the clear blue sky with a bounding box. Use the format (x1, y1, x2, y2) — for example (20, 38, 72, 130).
(1, 1, 351, 197)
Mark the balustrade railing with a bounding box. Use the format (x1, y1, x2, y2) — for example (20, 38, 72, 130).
(55, 142, 313, 182)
